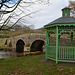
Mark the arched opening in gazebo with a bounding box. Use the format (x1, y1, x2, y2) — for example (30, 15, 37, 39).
(44, 7, 75, 63)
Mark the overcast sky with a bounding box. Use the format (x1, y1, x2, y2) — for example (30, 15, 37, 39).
(0, 0, 70, 29)
(24, 0, 69, 29)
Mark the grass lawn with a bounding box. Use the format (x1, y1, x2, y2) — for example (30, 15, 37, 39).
(0, 54, 75, 75)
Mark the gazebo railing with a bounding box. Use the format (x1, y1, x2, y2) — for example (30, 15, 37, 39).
(58, 46, 75, 60)
(46, 45, 56, 59)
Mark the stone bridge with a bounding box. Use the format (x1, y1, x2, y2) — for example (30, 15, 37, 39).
(9, 33, 46, 45)
(8, 33, 46, 52)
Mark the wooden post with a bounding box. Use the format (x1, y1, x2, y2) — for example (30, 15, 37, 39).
(48, 32, 50, 45)
(56, 27, 58, 64)
(45, 31, 48, 60)
(58, 34, 60, 46)
(71, 32, 73, 46)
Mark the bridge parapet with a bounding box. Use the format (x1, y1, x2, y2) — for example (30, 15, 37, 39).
(9, 33, 46, 46)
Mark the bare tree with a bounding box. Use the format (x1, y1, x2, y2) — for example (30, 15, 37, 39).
(0, 0, 22, 30)
(0, 0, 22, 13)
(68, 1, 75, 17)
(0, 0, 50, 30)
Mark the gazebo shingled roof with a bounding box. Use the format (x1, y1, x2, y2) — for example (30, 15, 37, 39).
(45, 16, 75, 26)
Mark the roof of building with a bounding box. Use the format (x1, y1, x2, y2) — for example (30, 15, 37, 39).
(44, 16, 75, 27)
(62, 7, 70, 11)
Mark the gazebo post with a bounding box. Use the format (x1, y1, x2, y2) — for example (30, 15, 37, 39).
(71, 32, 73, 46)
(48, 32, 50, 45)
(45, 31, 48, 60)
(56, 26, 58, 64)
(58, 33, 60, 46)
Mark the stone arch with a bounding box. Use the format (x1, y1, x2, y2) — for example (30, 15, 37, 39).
(16, 39, 25, 53)
(30, 39, 45, 52)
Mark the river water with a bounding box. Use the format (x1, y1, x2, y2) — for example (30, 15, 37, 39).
(0, 51, 16, 58)
(0, 51, 30, 58)
(0, 49, 45, 58)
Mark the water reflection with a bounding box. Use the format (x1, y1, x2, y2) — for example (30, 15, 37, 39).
(0, 51, 30, 58)
(0, 50, 44, 58)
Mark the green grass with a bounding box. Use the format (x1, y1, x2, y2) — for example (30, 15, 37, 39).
(0, 54, 75, 75)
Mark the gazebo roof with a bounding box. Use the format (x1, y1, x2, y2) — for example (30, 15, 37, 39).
(45, 16, 75, 26)
(44, 7, 75, 28)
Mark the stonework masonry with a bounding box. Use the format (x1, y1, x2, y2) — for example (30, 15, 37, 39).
(9, 33, 46, 46)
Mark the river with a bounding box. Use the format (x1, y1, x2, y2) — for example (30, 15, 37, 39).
(0, 51, 30, 58)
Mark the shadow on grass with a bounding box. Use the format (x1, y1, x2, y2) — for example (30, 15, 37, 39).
(38, 56, 75, 68)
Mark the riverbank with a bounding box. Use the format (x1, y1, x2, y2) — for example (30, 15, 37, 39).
(0, 54, 75, 75)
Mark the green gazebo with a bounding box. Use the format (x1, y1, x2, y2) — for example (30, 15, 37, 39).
(44, 7, 75, 63)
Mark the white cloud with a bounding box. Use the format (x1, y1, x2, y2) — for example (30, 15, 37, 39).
(26, 0, 69, 29)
